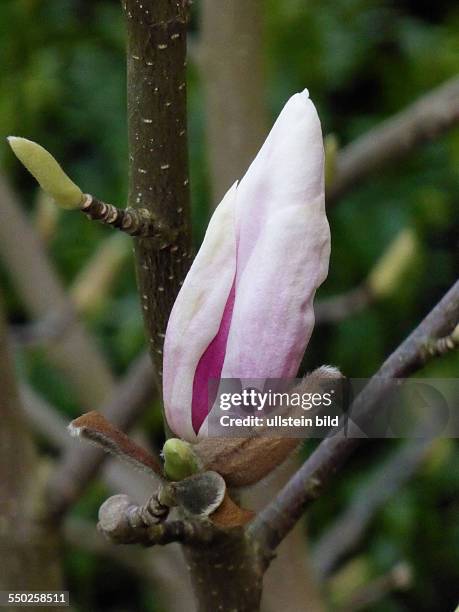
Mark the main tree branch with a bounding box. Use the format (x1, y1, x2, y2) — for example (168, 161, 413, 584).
(250, 279, 459, 559)
(123, 0, 192, 384)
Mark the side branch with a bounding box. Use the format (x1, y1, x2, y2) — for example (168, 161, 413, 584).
(81, 194, 177, 242)
(328, 76, 459, 203)
(249, 279, 459, 559)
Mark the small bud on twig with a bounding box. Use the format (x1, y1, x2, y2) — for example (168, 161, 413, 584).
(162, 438, 201, 480)
(8, 137, 84, 209)
(8, 136, 177, 243)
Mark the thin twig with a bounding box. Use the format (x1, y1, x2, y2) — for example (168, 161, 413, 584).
(328, 76, 459, 203)
(81, 194, 178, 243)
(249, 279, 459, 559)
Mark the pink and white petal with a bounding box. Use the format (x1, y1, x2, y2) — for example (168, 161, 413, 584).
(235, 89, 325, 277)
(221, 196, 329, 380)
(163, 182, 238, 441)
(221, 90, 329, 380)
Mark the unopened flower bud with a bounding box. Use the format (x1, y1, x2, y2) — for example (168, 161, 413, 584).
(8, 136, 83, 209)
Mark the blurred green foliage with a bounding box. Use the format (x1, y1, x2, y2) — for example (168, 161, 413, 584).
(0, 0, 458, 610)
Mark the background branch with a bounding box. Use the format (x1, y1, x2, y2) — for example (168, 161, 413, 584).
(316, 227, 417, 324)
(0, 293, 63, 597)
(316, 285, 370, 325)
(200, 0, 268, 203)
(0, 172, 114, 407)
(46, 351, 156, 520)
(336, 562, 412, 612)
(327, 76, 459, 203)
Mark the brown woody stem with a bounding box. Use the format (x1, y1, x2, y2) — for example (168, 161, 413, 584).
(98, 494, 213, 546)
(123, 0, 192, 384)
(81, 194, 176, 243)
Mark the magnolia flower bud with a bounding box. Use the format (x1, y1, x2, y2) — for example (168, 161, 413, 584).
(8, 137, 83, 209)
(163, 89, 330, 444)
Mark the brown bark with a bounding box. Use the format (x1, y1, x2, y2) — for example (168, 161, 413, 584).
(0, 295, 63, 605)
(200, 0, 268, 203)
(184, 532, 263, 612)
(123, 0, 192, 387)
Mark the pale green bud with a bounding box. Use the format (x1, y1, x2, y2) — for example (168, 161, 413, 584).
(163, 438, 201, 481)
(8, 137, 83, 209)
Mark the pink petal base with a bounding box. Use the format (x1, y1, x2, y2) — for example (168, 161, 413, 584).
(191, 283, 236, 433)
